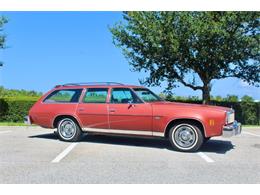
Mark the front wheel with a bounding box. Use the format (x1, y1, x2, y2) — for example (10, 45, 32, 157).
(57, 118, 82, 142)
(169, 123, 204, 152)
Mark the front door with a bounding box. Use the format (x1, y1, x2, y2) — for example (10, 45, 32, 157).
(108, 88, 152, 133)
(77, 88, 109, 129)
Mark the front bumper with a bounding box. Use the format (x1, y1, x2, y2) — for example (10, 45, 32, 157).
(24, 115, 31, 125)
(222, 121, 242, 137)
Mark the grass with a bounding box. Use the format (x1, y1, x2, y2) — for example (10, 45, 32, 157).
(0, 122, 28, 126)
(243, 125, 260, 128)
(2, 96, 40, 101)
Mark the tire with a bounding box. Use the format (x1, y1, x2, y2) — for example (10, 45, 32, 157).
(57, 118, 82, 142)
(169, 122, 204, 152)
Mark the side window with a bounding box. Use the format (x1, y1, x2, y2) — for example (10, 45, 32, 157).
(44, 89, 83, 103)
(110, 88, 142, 104)
(83, 88, 108, 103)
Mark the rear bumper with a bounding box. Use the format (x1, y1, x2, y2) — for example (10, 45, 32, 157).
(222, 121, 242, 137)
(24, 116, 31, 125)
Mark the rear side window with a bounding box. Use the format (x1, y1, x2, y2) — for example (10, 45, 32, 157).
(44, 89, 83, 103)
(83, 88, 108, 103)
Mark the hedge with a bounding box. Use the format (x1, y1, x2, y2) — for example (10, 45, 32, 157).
(0, 97, 259, 125)
(166, 98, 260, 125)
(0, 97, 38, 122)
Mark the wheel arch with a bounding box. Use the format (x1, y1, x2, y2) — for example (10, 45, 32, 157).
(53, 114, 82, 129)
(164, 118, 206, 138)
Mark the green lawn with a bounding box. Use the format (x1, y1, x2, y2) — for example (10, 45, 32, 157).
(0, 122, 28, 126)
(243, 125, 260, 128)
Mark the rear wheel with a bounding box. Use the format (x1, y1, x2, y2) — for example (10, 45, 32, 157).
(57, 118, 82, 142)
(169, 122, 204, 152)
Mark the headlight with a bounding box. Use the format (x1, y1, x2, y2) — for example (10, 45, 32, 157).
(226, 110, 235, 124)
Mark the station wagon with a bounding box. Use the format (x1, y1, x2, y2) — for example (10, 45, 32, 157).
(24, 82, 241, 152)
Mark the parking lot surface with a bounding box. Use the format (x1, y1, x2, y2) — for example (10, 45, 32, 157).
(0, 126, 259, 183)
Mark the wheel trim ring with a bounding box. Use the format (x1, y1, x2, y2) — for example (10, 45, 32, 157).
(171, 124, 199, 150)
(174, 126, 196, 148)
(58, 119, 77, 140)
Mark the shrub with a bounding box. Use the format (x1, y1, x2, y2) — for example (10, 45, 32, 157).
(0, 97, 38, 122)
(0, 96, 259, 125)
(165, 97, 260, 125)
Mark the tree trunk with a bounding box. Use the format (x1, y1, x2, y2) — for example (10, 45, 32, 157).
(202, 84, 211, 105)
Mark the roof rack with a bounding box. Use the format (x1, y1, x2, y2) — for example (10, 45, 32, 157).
(58, 82, 124, 87)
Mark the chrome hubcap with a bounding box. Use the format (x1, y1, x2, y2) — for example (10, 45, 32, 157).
(174, 125, 196, 148)
(59, 119, 76, 139)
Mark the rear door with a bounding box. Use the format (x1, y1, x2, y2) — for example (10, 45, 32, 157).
(77, 88, 109, 129)
(108, 88, 153, 133)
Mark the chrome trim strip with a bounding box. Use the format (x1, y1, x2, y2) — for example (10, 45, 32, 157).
(82, 127, 164, 137)
(152, 132, 164, 137)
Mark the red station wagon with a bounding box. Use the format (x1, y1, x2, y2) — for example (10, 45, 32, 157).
(24, 82, 242, 152)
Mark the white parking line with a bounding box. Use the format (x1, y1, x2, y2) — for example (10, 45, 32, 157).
(51, 143, 78, 163)
(0, 130, 12, 134)
(197, 152, 214, 163)
(242, 131, 260, 137)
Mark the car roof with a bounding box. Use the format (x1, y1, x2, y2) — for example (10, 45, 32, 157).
(54, 82, 146, 90)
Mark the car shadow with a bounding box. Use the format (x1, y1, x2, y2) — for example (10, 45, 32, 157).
(29, 133, 58, 140)
(200, 139, 234, 154)
(83, 134, 171, 149)
(28, 133, 234, 154)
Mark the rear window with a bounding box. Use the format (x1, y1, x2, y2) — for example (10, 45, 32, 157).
(44, 89, 83, 103)
(83, 88, 108, 103)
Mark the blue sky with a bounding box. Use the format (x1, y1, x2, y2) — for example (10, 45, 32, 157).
(0, 11, 259, 99)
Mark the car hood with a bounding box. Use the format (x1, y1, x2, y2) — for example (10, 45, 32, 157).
(149, 101, 231, 112)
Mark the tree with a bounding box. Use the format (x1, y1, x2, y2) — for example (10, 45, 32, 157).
(241, 95, 254, 102)
(212, 95, 223, 102)
(0, 16, 8, 66)
(240, 95, 258, 125)
(110, 12, 260, 104)
(224, 95, 239, 102)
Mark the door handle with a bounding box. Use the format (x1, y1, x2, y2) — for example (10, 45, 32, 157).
(109, 109, 116, 113)
(128, 104, 136, 109)
(78, 108, 85, 111)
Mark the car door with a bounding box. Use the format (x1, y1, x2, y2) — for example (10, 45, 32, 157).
(77, 88, 109, 129)
(108, 88, 153, 133)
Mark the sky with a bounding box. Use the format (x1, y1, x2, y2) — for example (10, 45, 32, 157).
(0, 11, 259, 99)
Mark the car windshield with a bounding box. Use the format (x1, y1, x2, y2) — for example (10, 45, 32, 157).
(133, 88, 164, 102)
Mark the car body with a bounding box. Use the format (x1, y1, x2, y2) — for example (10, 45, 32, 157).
(25, 82, 242, 152)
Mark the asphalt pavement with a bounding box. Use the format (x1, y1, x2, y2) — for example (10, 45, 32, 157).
(0, 126, 259, 183)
